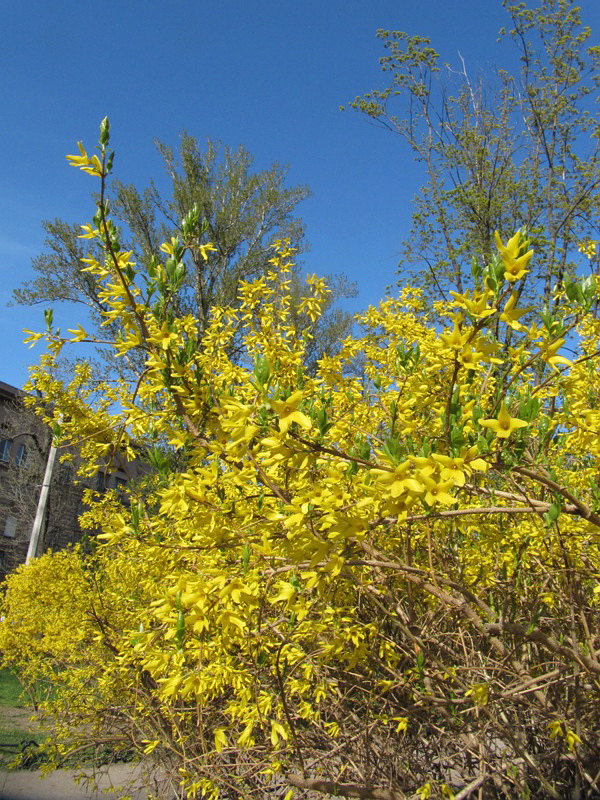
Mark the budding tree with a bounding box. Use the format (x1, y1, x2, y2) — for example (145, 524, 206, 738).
(347, 0, 600, 308)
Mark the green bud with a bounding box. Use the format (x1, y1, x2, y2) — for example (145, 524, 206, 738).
(99, 117, 110, 146)
(241, 543, 251, 573)
(181, 205, 200, 238)
(543, 500, 561, 527)
(315, 407, 333, 439)
(165, 257, 177, 280)
(486, 274, 499, 293)
(564, 279, 581, 304)
(253, 354, 271, 386)
(147, 256, 159, 279)
(175, 608, 185, 652)
(174, 262, 186, 284)
(450, 426, 465, 448)
(492, 256, 505, 281)
(359, 438, 371, 461)
(383, 436, 403, 465)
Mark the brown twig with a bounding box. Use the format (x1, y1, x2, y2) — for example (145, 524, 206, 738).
(286, 774, 406, 800)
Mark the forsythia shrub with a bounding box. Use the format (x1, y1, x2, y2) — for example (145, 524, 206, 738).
(2, 120, 600, 799)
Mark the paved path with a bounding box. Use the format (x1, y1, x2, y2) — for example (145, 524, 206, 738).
(0, 763, 153, 799)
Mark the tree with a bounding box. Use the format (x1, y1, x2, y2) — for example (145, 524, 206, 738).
(13, 133, 355, 376)
(347, 0, 600, 308)
(2, 123, 600, 799)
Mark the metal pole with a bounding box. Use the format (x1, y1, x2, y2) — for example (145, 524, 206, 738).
(26, 439, 57, 564)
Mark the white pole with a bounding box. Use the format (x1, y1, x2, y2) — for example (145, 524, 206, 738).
(26, 440, 57, 564)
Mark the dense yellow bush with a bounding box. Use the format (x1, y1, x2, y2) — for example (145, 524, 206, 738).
(2, 121, 600, 799)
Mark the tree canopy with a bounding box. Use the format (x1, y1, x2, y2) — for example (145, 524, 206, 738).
(347, 0, 600, 307)
(2, 119, 600, 799)
(14, 133, 355, 376)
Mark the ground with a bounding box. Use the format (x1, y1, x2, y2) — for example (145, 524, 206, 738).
(0, 670, 152, 799)
(0, 669, 40, 770)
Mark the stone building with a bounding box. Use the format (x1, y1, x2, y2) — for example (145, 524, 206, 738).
(0, 380, 144, 578)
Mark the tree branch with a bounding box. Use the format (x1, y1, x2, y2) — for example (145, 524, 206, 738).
(286, 775, 406, 800)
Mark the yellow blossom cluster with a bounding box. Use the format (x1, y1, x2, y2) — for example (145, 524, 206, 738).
(2, 125, 600, 799)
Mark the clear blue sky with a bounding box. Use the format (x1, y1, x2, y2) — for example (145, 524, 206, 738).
(1, 0, 599, 389)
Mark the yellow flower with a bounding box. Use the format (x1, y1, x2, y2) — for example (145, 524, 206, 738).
(23, 329, 45, 347)
(417, 783, 432, 800)
(269, 391, 312, 434)
(457, 344, 482, 370)
(431, 448, 489, 487)
(565, 729, 582, 752)
(495, 231, 533, 282)
(392, 716, 408, 733)
(199, 243, 217, 261)
(66, 142, 103, 176)
(547, 720, 562, 740)
(158, 323, 179, 350)
(578, 239, 597, 259)
(65, 141, 89, 168)
(160, 237, 179, 255)
(440, 320, 468, 350)
(448, 288, 496, 319)
(78, 224, 100, 240)
(465, 682, 489, 706)
(67, 325, 89, 343)
(479, 401, 528, 438)
(500, 291, 530, 331)
(420, 474, 456, 505)
(539, 338, 572, 368)
(431, 455, 464, 486)
(371, 459, 424, 498)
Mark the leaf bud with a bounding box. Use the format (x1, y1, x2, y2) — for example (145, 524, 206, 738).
(99, 117, 111, 147)
(253, 354, 271, 386)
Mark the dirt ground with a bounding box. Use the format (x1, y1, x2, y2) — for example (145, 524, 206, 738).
(0, 762, 152, 800)
(0, 701, 160, 800)
(0, 708, 32, 731)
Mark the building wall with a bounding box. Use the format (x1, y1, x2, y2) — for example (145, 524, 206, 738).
(0, 381, 50, 573)
(0, 380, 145, 578)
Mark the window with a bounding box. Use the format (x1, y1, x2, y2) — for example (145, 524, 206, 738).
(0, 439, 10, 464)
(3, 517, 17, 539)
(59, 464, 72, 484)
(115, 475, 128, 504)
(96, 471, 107, 492)
(15, 444, 27, 467)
